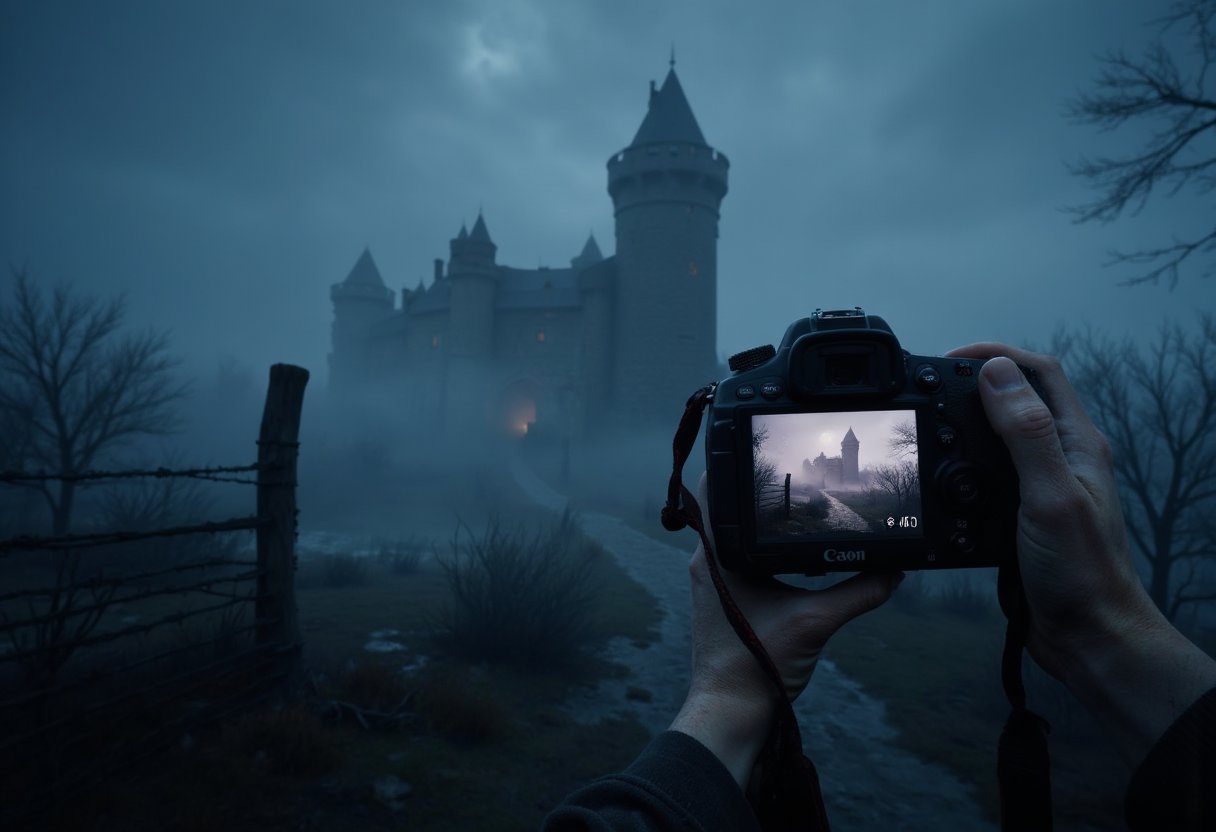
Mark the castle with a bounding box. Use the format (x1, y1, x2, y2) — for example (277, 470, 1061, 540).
(802, 428, 861, 490)
(328, 61, 729, 435)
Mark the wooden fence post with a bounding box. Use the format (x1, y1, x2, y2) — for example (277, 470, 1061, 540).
(256, 364, 309, 659)
(783, 473, 791, 518)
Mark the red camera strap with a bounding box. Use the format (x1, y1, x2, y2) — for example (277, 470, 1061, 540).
(662, 384, 831, 832)
(660, 384, 1053, 832)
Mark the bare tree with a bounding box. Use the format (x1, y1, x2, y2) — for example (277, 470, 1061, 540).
(871, 459, 920, 514)
(1067, 1, 1216, 287)
(888, 418, 917, 458)
(751, 424, 778, 491)
(1055, 316, 1216, 622)
(0, 270, 187, 533)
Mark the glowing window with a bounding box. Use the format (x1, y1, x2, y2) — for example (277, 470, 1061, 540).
(688, 260, 698, 276)
(431, 334, 441, 349)
(536, 330, 546, 343)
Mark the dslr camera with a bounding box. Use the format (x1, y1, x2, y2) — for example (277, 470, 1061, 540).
(706, 308, 1032, 575)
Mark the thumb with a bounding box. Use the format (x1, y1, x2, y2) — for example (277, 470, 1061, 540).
(812, 571, 904, 631)
(978, 357, 1072, 501)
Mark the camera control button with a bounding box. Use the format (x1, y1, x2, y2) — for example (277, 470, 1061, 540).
(936, 426, 956, 448)
(760, 382, 783, 400)
(954, 362, 974, 377)
(736, 384, 756, 400)
(949, 531, 977, 554)
(946, 468, 984, 506)
(915, 364, 943, 392)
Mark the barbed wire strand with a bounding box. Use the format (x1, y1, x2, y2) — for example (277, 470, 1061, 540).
(0, 569, 264, 634)
(0, 462, 264, 484)
(0, 557, 259, 604)
(0, 515, 268, 554)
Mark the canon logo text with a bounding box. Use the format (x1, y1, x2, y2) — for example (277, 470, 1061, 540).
(823, 548, 866, 563)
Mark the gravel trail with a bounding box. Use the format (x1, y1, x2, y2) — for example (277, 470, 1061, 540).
(510, 455, 995, 831)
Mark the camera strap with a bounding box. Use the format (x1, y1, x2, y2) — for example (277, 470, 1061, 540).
(661, 383, 1053, 832)
(661, 383, 832, 832)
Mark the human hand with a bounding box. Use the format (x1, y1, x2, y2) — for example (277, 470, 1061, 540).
(947, 343, 1216, 764)
(669, 473, 902, 786)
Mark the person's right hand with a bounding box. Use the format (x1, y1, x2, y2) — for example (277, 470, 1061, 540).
(947, 343, 1216, 766)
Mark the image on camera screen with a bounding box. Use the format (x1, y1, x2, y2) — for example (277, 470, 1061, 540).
(750, 410, 923, 543)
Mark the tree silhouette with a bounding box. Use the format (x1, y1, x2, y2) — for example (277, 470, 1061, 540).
(1056, 316, 1216, 623)
(0, 270, 187, 533)
(1068, 1, 1216, 287)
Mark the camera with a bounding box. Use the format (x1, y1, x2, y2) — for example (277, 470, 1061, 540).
(705, 308, 1035, 575)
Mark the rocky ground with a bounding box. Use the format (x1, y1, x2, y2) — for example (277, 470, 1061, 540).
(511, 454, 996, 831)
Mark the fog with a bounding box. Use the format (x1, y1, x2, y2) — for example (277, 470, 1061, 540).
(1, 2, 1213, 830)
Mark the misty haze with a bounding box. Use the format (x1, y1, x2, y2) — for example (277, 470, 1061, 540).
(2, 2, 1215, 831)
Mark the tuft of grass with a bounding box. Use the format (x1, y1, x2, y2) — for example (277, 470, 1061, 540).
(340, 659, 411, 712)
(320, 553, 369, 588)
(223, 703, 341, 777)
(415, 664, 510, 743)
(434, 509, 600, 671)
(376, 536, 432, 575)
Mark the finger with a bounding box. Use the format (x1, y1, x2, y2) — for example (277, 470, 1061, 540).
(976, 356, 1079, 504)
(946, 342, 1097, 436)
(808, 570, 903, 631)
(948, 342, 1113, 484)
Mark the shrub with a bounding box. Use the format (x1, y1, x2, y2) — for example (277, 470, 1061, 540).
(320, 553, 369, 587)
(435, 509, 599, 670)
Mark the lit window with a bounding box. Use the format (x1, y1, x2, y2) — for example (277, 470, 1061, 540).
(689, 260, 698, 276)
(536, 330, 546, 343)
(431, 334, 441, 349)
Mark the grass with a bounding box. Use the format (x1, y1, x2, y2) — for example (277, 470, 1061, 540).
(825, 593, 1131, 829)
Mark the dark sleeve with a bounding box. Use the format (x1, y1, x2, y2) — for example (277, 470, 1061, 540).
(542, 730, 761, 832)
(1125, 685, 1216, 831)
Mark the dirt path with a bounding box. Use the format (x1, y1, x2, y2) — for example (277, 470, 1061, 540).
(511, 454, 995, 831)
(820, 489, 871, 532)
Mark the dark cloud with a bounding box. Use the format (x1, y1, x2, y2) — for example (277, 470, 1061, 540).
(0, 0, 1209, 384)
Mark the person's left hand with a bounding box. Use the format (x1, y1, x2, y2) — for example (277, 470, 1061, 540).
(669, 474, 903, 786)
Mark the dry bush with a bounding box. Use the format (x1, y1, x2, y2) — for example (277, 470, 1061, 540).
(435, 509, 599, 671)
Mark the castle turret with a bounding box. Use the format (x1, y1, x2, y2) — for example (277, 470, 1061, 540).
(607, 60, 728, 422)
(447, 213, 498, 360)
(841, 427, 860, 487)
(329, 247, 394, 389)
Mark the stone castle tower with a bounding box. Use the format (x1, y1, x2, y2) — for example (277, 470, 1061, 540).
(328, 60, 728, 434)
(802, 428, 862, 490)
(841, 426, 860, 486)
(608, 61, 730, 421)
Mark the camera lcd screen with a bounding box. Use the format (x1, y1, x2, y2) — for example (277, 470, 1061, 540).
(750, 410, 923, 543)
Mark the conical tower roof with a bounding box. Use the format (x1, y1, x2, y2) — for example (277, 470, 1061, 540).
(630, 67, 707, 147)
(571, 232, 604, 271)
(843, 427, 858, 444)
(343, 248, 385, 287)
(470, 213, 493, 244)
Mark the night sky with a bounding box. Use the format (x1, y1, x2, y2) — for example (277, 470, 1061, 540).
(2, 0, 1211, 387)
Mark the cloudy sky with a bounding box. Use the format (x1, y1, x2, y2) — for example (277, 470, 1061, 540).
(2, 0, 1211, 389)
(755, 409, 915, 475)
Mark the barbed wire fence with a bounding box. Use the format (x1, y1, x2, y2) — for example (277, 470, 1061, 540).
(0, 363, 309, 825)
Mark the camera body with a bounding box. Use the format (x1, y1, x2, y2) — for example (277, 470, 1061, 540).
(706, 308, 1032, 575)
